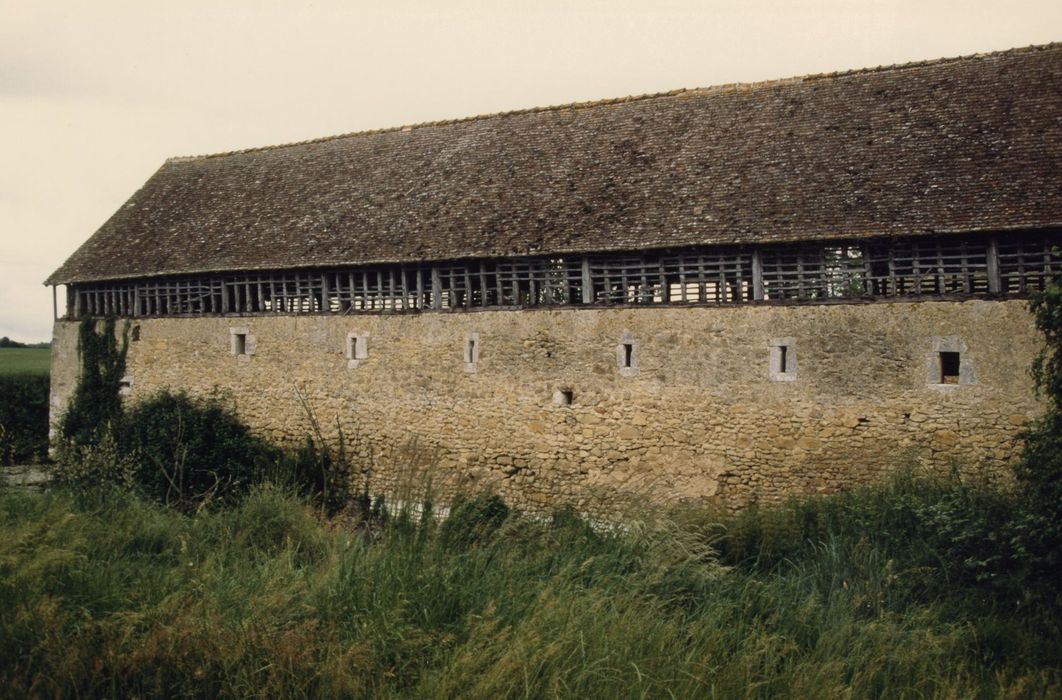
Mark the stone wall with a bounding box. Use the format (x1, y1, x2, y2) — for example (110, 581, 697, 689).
(50, 299, 1043, 514)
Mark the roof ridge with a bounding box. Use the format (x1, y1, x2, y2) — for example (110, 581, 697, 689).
(169, 42, 1060, 163)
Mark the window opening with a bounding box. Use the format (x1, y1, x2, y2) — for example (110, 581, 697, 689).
(131, 325, 141, 342)
(616, 333, 638, 376)
(464, 333, 480, 372)
(769, 338, 796, 381)
(346, 332, 368, 368)
(554, 388, 574, 406)
(230, 327, 253, 358)
(940, 351, 960, 384)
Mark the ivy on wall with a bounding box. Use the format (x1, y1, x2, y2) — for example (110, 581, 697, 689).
(58, 317, 128, 447)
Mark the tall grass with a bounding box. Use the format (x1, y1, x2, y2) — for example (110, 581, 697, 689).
(1, 471, 1058, 698)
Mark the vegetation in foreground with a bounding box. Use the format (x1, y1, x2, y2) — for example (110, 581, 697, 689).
(0, 374, 49, 465)
(0, 472, 1060, 699)
(0, 344, 51, 463)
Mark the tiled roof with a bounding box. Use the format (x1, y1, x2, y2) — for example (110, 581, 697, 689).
(47, 43, 1062, 285)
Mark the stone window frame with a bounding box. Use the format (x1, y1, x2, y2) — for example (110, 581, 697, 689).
(464, 332, 480, 373)
(927, 336, 975, 388)
(616, 331, 639, 377)
(230, 326, 256, 362)
(346, 331, 369, 369)
(768, 337, 797, 381)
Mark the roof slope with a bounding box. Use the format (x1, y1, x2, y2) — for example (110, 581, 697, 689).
(48, 44, 1062, 285)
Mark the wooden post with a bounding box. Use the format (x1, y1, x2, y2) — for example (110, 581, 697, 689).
(751, 250, 764, 301)
(935, 242, 946, 295)
(581, 257, 592, 304)
(431, 266, 442, 310)
(987, 236, 1001, 294)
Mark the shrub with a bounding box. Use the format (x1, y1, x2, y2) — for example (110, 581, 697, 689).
(114, 391, 280, 511)
(49, 429, 137, 491)
(0, 374, 49, 464)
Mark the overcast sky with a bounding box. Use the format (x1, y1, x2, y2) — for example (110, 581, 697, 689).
(1, 0, 1058, 342)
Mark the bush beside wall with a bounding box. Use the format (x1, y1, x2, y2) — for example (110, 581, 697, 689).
(0, 374, 49, 465)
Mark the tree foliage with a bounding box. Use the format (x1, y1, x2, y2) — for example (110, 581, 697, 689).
(1011, 276, 1062, 593)
(1029, 279, 1062, 410)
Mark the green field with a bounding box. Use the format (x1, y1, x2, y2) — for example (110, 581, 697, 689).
(0, 348, 50, 376)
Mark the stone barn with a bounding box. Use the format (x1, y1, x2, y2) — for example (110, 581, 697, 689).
(46, 44, 1062, 512)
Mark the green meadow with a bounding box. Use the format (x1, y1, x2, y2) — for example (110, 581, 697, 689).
(0, 348, 50, 376)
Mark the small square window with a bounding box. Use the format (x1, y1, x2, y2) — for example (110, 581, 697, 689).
(553, 388, 574, 406)
(940, 351, 960, 384)
(230, 327, 254, 359)
(928, 337, 971, 387)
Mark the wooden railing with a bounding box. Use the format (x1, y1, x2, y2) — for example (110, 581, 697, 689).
(64, 230, 1061, 319)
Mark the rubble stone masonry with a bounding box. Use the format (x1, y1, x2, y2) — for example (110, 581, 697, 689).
(50, 299, 1043, 514)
